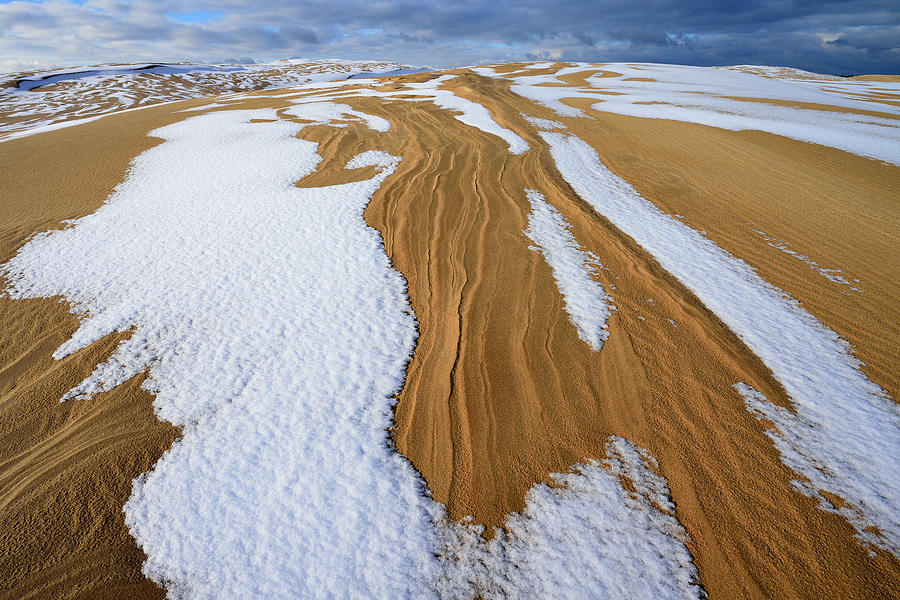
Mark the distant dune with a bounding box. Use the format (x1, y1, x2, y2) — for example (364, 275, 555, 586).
(1, 60, 897, 599)
(852, 74, 900, 82)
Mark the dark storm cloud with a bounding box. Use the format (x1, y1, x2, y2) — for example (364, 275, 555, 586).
(1, 0, 897, 74)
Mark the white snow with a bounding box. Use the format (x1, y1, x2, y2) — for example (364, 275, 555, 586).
(0, 59, 414, 140)
(524, 189, 614, 350)
(415, 90, 529, 154)
(284, 101, 391, 132)
(14, 63, 245, 91)
(538, 130, 900, 555)
(503, 63, 900, 164)
(4, 58, 898, 593)
(2, 105, 701, 598)
(726, 65, 845, 82)
(587, 97, 900, 165)
(469, 66, 501, 77)
(521, 114, 566, 130)
(3, 107, 443, 598)
(510, 82, 589, 117)
(2, 93, 224, 141)
(437, 437, 702, 600)
(734, 383, 893, 552)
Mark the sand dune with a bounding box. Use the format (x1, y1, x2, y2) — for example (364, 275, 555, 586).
(0, 62, 897, 598)
(0, 60, 411, 140)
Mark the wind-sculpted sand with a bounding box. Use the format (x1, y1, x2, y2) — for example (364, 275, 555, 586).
(0, 62, 897, 599)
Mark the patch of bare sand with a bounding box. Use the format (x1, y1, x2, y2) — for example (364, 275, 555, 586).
(488, 62, 559, 74)
(722, 95, 900, 120)
(484, 65, 624, 87)
(853, 74, 900, 83)
(556, 68, 623, 85)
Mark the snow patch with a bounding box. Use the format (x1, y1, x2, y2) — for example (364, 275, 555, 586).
(437, 437, 702, 600)
(3, 108, 444, 597)
(589, 98, 899, 165)
(284, 101, 391, 131)
(522, 114, 566, 130)
(524, 189, 614, 350)
(511, 83, 587, 117)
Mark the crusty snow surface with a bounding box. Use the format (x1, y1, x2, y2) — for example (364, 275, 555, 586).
(438, 437, 701, 600)
(2, 104, 701, 598)
(4, 109, 442, 597)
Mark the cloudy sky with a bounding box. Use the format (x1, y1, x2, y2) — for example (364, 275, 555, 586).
(1, 0, 898, 75)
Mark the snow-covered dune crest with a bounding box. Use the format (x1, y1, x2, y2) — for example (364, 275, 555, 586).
(0, 59, 414, 140)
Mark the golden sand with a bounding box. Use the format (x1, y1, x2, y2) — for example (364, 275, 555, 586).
(853, 74, 900, 83)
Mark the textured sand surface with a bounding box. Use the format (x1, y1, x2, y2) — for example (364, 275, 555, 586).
(0, 106, 188, 598)
(0, 63, 897, 598)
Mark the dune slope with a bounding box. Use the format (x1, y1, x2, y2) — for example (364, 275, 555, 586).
(0, 62, 898, 599)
